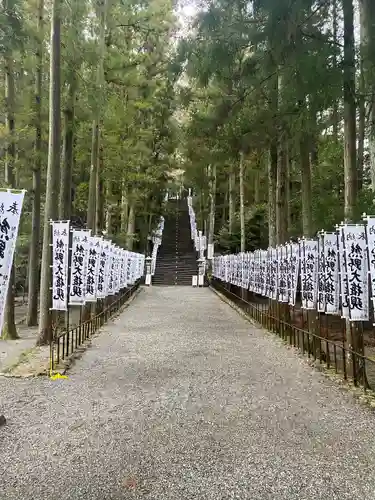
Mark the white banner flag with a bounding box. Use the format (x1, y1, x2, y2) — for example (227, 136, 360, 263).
(223, 255, 228, 283)
(93, 238, 103, 298)
(255, 252, 259, 294)
(268, 248, 277, 300)
(260, 250, 267, 296)
(124, 250, 129, 288)
(107, 244, 116, 296)
(248, 252, 254, 293)
(130, 252, 137, 284)
(126, 252, 132, 285)
(288, 243, 300, 306)
(51, 221, 70, 311)
(300, 239, 318, 310)
(317, 234, 326, 313)
(69, 229, 90, 305)
(323, 232, 340, 315)
(338, 226, 350, 318)
(114, 247, 121, 293)
(0, 191, 25, 335)
(365, 216, 375, 321)
(342, 224, 369, 321)
(277, 246, 288, 303)
(97, 241, 109, 299)
(119, 250, 124, 289)
(85, 236, 101, 303)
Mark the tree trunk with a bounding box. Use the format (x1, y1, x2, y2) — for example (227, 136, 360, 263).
(59, 71, 76, 220)
(105, 204, 112, 235)
(254, 165, 260, 205)
(300, 129, 320, 347)
(276, 71, 291, 334)
(332, 0, 339, 142)
(369, 94, 375, 190)
(105, 181, 112, 235)
(357, 81, 365, 192)
(126, 202, 135, 251)
(27, 0, 44, 327)
(309, 109, 319, 169)
(239, 153, 245, 252)
(268, 69, 278, 248)
(3, 24, 18, 339)
(343, 0, 364, 379)
(88, 123, 99, 231)
(358, 0, 375, 189)
(221, 190, 227, 228)
(276, 70, 288, 246)
(121, 181, 128, 234)
(286, 155, 292, 235)
(37, 0, 61, 345)
(342, 0, 357, 221)
(87, 0, 107, 232)
(276, 135, 288, 246)
(300, 136, 313, 238)
(358, 3, 366, 191)
(228, 166, 235, 234)
(208, 164, 216, 248)
(298, 98, 313, 238)
(96, 168, 103, 234)
(268, 144, 277, 248)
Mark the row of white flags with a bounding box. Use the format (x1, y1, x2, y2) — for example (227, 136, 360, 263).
(212, 221, 375, 322)
(151, 216, 164, 276)
(187, 196, 206, 254)
(51, 222, 145, 311)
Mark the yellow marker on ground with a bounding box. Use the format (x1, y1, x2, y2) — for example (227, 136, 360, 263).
(50, 373, 68, 380)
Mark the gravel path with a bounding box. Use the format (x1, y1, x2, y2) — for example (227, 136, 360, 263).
(1, 286, 375, 499)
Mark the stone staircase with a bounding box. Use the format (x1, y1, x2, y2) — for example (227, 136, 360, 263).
(153, 199, 198, 286)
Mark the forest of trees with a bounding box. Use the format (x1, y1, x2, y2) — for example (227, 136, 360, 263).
(179, 0, 375, 258)
(0, 0, 179, 343)
(1, 0, 374, 344)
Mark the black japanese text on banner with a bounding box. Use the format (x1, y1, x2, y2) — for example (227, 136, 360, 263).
(260, 250, 267, 296)
(342, 224, 369, 321)
(130, 252, 137, 284)
(365, 216, 375, 321)
(269, 249, 277, 300)
(107, 244, 116, 296)
(119, 250, 125, 289)
(256, 252, 260, 295)
(113, 247, 120, 293)
(0, 191, 25, 335)
(277, 246, 288, 303)
(323, 232, 340, 315)
(317, 233, 325, 313)
(338, 226, 350, 318)
(300, 239, 318, 310)
(82, 231, 91, 304)
(288, 243, 300, 306)
(51, 221, 70, 311)
(97, 241, 109, 299)
(85, 236, 101, 303)
(126, 251, 132, 285)
(69, 229, 90, 305)
(93, 238, 103, 298)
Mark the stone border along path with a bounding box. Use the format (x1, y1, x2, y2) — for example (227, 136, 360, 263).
(1, 286, 375, 499)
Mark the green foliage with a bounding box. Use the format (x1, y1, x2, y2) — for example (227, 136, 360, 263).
(73, 182, 89, 214)
(216, 205, 268, 254)
(177, 0, 373, 250)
